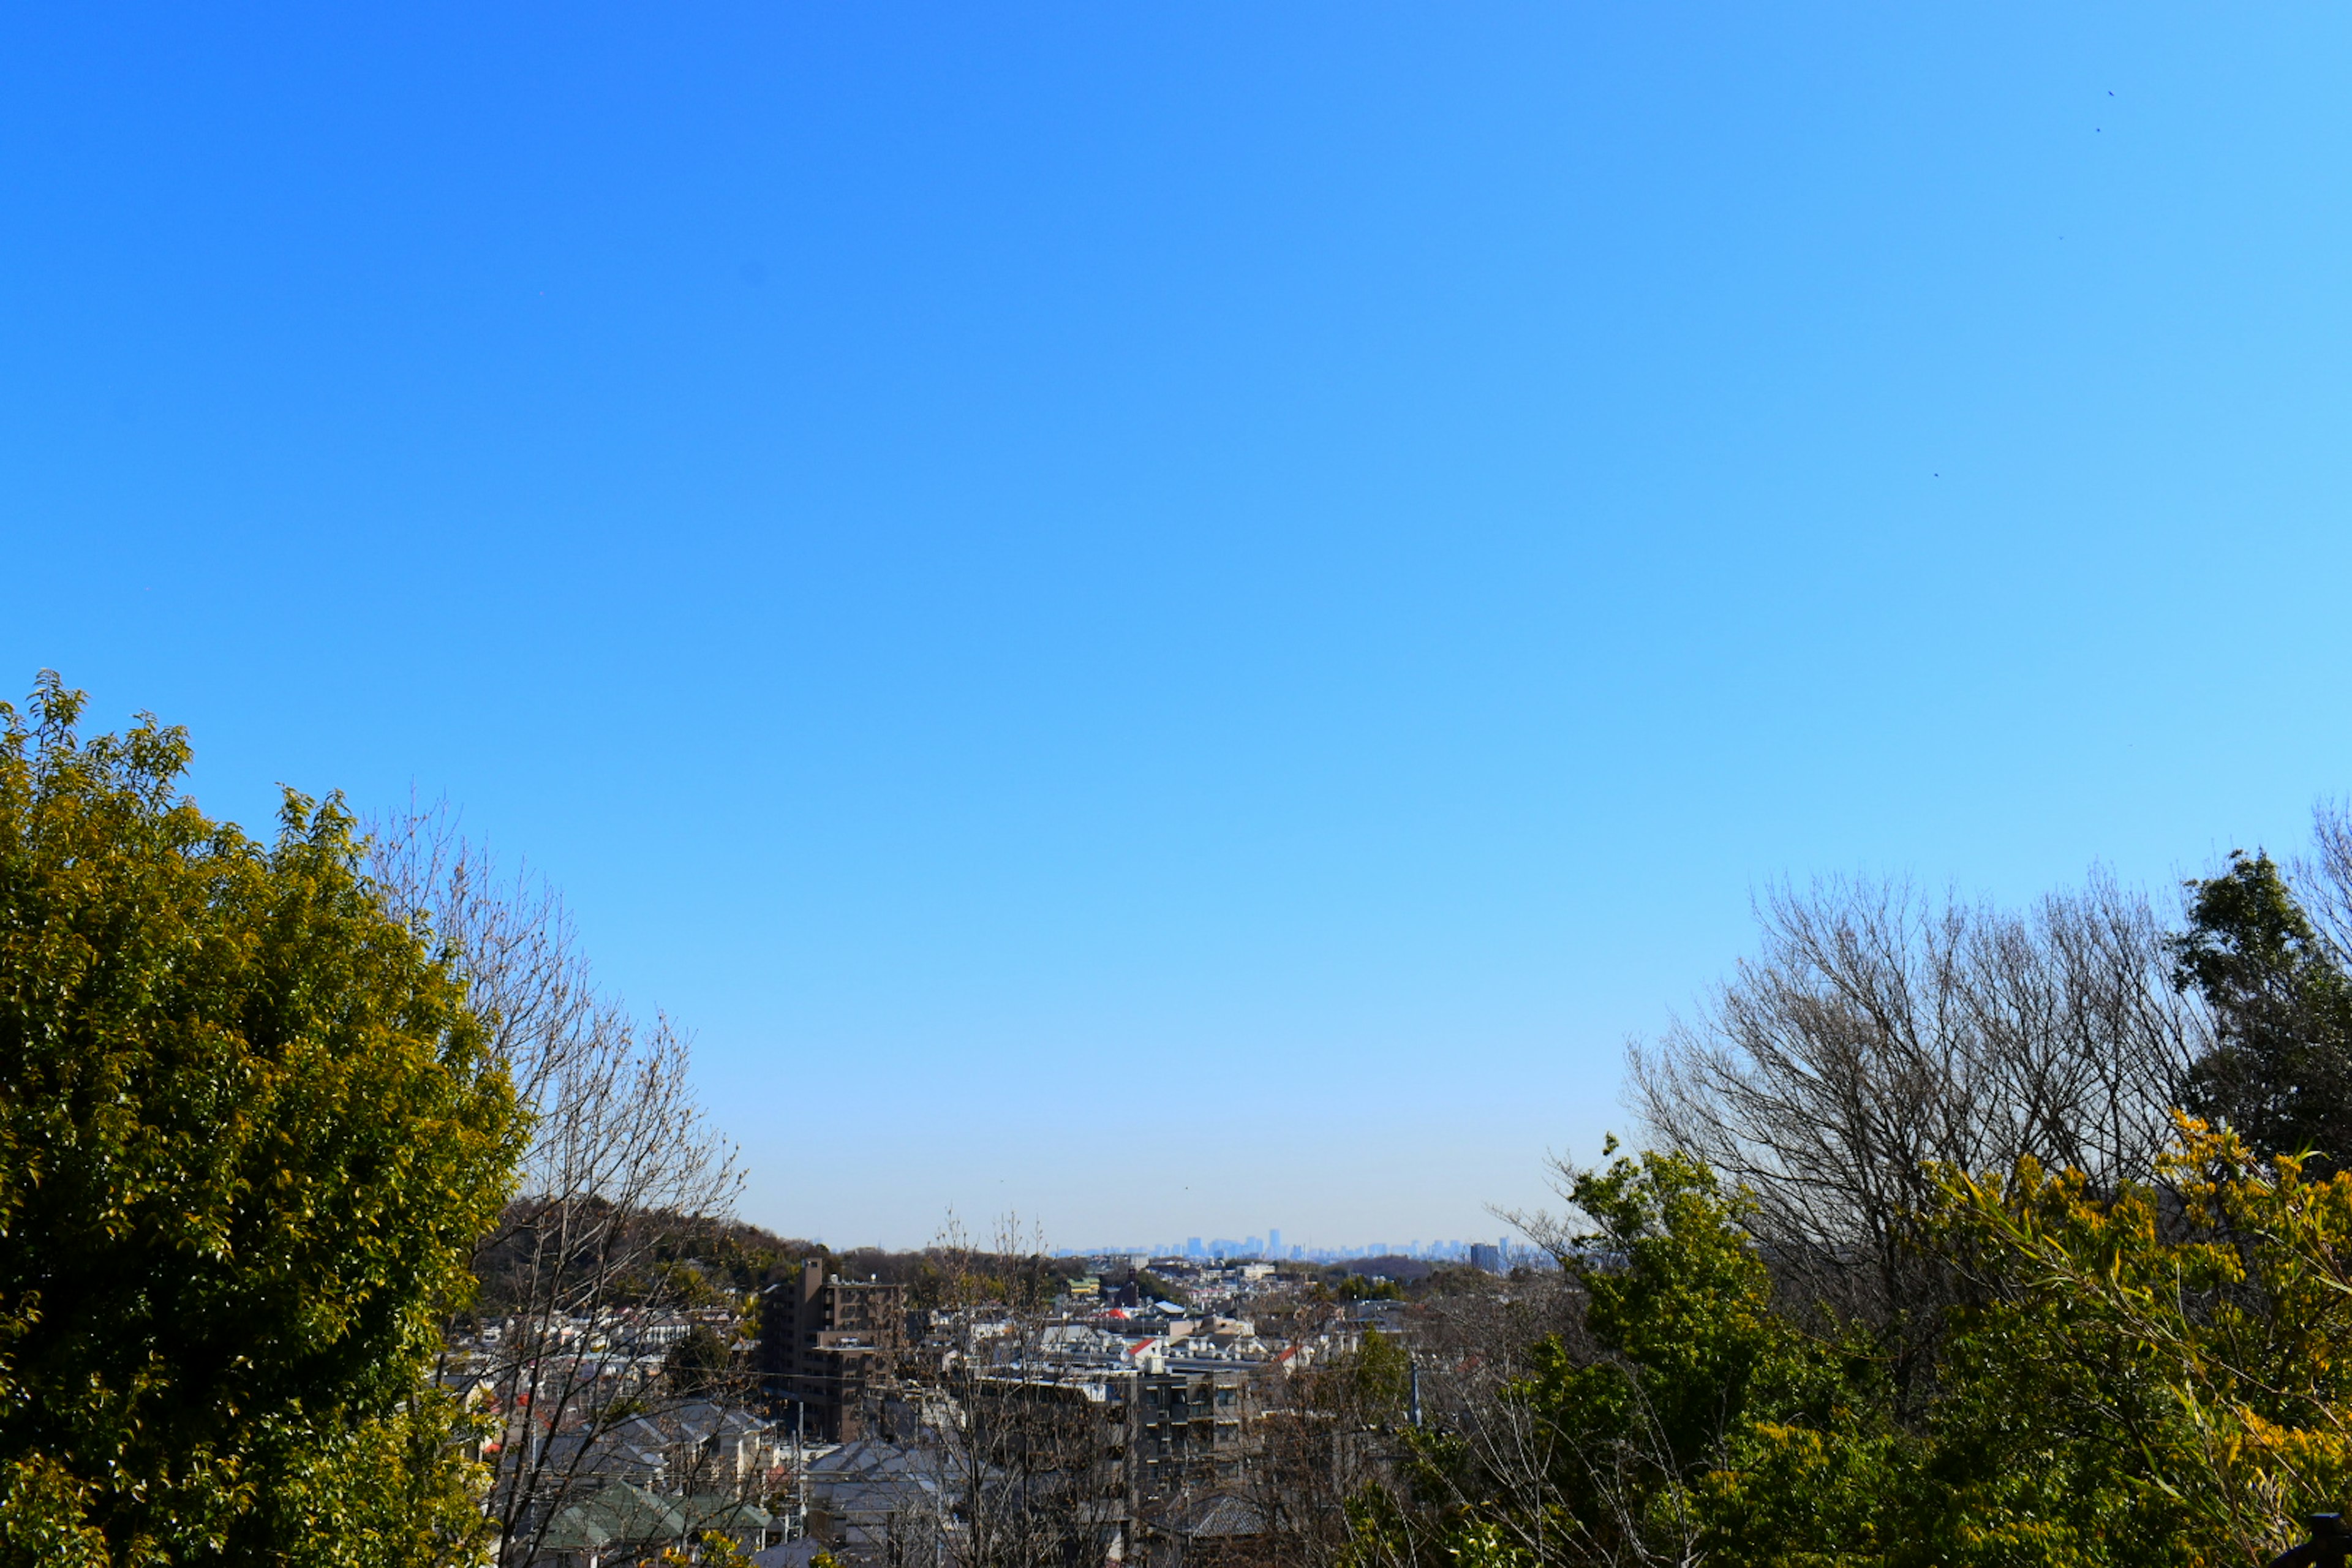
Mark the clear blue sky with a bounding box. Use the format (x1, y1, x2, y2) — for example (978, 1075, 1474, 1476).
(7, 5, 2351, 1249)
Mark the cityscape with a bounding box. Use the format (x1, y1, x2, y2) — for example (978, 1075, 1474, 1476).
(1054, 1236, 1522, 1269)
(10, 6, 2352, 1567)
(434, 1232, 1541, 1563)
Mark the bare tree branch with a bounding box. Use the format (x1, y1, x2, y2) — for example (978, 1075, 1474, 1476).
(1628, 870, 2203, 1335)
(369, 800, 745, 1567)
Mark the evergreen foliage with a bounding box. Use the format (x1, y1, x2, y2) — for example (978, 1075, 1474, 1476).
(2174, 850, 2352, 1170)
(0, 676, 526, 1567)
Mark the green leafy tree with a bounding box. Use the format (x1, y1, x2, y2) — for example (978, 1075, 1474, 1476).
(663, 1324, 733, 1396)
(1902, 1118, 2352, 1566)
(1698, 1115, 2352, 1568)
(0, 676, 527, 1567)
(1533, 1148, 1898, 1567)
(2173, 851, 2352, 1170)
(1357, 1144, 1892, 1568)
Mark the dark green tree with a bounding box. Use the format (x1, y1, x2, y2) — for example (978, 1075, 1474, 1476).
(663, 1324, 733, 1397)
(2171, 850, 2352, 1169)
(0, 676, 527, 1567)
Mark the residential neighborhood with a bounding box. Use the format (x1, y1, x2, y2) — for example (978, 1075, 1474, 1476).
(441, 1248, 1508, 1566)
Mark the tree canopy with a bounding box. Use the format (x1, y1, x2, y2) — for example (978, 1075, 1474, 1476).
(1362, 1122, 2352, 1568)
(0, 676, 527, 1567)
(2174, 849, 2352, 1170)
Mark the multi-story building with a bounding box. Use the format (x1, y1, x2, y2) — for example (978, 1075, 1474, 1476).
(1129, 1365, 1248, 1500)
(758, 1259, 908, 1442)
(952, 1361, 1250, 1566)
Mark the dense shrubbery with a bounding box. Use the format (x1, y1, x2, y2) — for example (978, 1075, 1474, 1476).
(1350, 835, 2352, 1567)
(0, 677, 526, 1567)
(1351, 1125, 2352, 1566)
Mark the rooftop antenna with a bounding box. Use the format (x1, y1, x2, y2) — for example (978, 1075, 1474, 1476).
(793, 1403, 808, 1540)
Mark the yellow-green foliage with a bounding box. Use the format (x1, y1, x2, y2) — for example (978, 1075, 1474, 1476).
(0, 677, 527, 1567)
(1376, 1122, 2352, 1568)
(1716, 1121, 2352, 1567)
(1904, 1117, 2352, 1564)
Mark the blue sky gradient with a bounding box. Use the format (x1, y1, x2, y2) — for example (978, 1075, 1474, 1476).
(7, 4, 2352, 1246)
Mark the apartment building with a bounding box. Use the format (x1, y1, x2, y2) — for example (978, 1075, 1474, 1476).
(758, 1259, 908, 1442)
(1129, 1366, 1248, 1501)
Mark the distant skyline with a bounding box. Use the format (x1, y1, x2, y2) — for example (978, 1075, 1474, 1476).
(9, 5, 2352, 1246)
(1045, 1235, 1524, 1267)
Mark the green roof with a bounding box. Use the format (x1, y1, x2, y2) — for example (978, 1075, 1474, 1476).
(535, 1506, 612, 1554)
(678, 1495, 776, 1534)
(536, 1485, 771, 1553)
(556, 1482, 688, 1548)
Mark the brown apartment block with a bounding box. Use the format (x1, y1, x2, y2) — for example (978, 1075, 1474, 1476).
(758, 1259, 908, 1442)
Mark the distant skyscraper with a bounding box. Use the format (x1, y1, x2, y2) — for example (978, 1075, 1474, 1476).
(1185, 1237, 1204, 1259)
(1267, 1227, 1281, 1257)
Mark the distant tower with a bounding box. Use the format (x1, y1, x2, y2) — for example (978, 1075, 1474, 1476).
(1267, 1227, 1281, 1258)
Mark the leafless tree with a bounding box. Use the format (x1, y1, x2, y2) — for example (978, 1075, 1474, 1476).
(1317, 1259, 1723, 1568)
(369, 802, 745, 1567)
(903, 1215, 1128, 1568)
(1627, 869, 2204, 1339)
(1237, 1295, 1420, 1568)
(2296, 801, 2352, 970)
